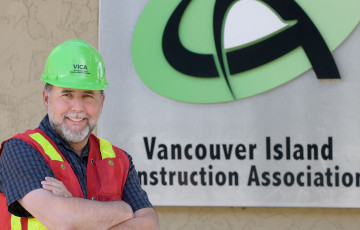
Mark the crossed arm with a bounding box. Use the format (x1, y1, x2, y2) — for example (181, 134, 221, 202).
(19, 177, 159, 230)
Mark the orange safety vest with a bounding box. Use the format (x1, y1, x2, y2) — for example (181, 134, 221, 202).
(0, 128, 129, 230)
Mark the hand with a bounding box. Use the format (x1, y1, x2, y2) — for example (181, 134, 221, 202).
(41, 177, 73, 198)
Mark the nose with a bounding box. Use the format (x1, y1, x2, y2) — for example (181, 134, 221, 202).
(70, 96, 85, 112)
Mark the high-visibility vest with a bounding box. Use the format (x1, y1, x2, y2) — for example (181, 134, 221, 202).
(0, 128, 129, 230)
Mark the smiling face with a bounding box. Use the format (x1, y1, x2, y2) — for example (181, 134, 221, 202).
(43, 85, 105, 147)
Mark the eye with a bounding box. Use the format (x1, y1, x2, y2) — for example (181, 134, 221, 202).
(84, 94, 94, 98)
(62, 93, 72, 97)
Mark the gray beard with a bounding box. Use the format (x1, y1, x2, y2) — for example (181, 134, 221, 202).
(48, 109, 96, 144)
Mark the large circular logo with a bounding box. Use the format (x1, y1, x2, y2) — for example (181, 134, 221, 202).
(132, 0, 359, 103)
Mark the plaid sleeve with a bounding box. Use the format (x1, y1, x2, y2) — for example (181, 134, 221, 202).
(0, 139, 55, 217)
(122, 153, 153, 212)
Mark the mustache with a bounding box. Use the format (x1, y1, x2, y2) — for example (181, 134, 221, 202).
(63, 112, 90, 120)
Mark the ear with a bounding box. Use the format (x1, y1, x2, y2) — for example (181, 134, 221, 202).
(100, 93, 105, 113)
(43, 89, 49, 109)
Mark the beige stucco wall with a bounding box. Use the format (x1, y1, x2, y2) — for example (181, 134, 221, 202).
(0, 0, 99, 141)
(1, 1, 360, 229)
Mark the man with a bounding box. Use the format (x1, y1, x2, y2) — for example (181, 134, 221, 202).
(0, 39, 159, 229)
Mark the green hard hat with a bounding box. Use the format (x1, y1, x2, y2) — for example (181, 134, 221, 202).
(41, 39, 108, 90)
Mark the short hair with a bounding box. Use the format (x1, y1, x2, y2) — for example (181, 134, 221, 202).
(44, 83, 53, 93)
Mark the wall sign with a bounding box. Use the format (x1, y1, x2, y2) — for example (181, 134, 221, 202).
(99, 0, 360, 207)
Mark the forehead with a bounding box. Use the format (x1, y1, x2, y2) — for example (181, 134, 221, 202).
(52, 86, 101, 95)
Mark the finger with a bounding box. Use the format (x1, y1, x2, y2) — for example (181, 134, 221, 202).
(42, 178, 72, 198)
(44, 177, 57, 182)
(52, 189, 65, 196)
(42, 183, 58, 191)
(42, 184, 72, 197)
(42, 183, 63, 191)
(51, 187, 72, 198)
(41, 181, 58, 188)
(42, 184, 53, 192)
(45, 177, 62, 185)
(43, 178, 64, 188)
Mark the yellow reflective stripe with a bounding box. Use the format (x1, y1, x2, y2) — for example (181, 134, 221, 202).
(99, 138, 116, 159)
(10, 215, 47, 230)
(10, 215, 21, 230)
(28, 218, 47, 230)
(29, 133, 63, 162)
